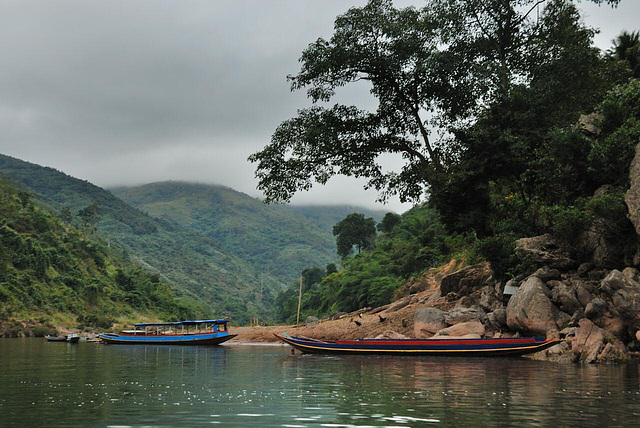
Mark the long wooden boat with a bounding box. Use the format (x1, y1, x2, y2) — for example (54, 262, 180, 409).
(275, 333, 561, 357)
(99, 319, 236, 345)
(45, 335, 68, 342)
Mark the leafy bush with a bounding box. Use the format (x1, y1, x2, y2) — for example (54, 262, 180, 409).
(548, 202, 593, 248)
(472, 235, 521, 280)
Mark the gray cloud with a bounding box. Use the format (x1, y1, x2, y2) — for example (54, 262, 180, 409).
(0, 0, 638, 212)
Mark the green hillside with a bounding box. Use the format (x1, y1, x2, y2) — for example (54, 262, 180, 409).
(112, 182, 386, 282)
(0, 179, 204, 335)
(0, 154, 284, 324)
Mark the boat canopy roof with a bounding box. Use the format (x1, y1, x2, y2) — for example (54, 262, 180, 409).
(134, 319, 228, 327)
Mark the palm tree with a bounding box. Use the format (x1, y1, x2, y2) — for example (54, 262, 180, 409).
(609, 30, 640, 78)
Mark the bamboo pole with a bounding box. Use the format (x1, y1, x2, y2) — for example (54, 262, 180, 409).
(296, 276, 303, 326)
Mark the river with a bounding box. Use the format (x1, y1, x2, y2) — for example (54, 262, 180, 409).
(0, 339, 639, 427)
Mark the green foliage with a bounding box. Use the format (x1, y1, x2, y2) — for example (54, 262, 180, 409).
(589, 79, 640, 186)
(547, 202, 593, 248)
(326, 263, 337, 275)
(377, 212, 402, 233)
(333, 213, 377, 258)
(585, 193, 628, 227)
(0, 179, 195, 325)
(472, 235, 521, 280)
(609, 30, 640, 78)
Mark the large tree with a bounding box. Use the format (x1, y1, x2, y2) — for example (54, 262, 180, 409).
(333, 213, 377, 258)
(250, 0, 472, 205)
(250, 0, 621, 208)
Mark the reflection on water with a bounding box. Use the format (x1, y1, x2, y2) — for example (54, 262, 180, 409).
(0, 339, 639, 427)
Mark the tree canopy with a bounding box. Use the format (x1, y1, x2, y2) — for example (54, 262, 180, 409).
(333, 213, 377, 258)
(250, 0, 622, 208)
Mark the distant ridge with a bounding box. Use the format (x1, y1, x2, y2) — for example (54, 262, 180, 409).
(112, 181, 387, 283)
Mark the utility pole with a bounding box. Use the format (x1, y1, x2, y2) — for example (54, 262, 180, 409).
(296, 276, 303, 326)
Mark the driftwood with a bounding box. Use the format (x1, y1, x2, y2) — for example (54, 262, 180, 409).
(369, 304, 391, 315)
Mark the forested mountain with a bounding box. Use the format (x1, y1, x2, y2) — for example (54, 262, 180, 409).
(0, 179, 202, 335)
(112, 182, 386, 282)
(0, 154, 285, 323)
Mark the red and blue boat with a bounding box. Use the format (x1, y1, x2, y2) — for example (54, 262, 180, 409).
(99, 319, 236, 345)
(275, 333, 561, 357)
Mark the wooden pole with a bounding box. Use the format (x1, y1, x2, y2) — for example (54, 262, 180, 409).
(296, 276, 303, 326)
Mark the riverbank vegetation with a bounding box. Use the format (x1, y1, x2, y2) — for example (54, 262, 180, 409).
(261, 0, 640, 322)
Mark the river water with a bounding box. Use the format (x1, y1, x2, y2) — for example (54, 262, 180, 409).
(1, 339, 639, 427)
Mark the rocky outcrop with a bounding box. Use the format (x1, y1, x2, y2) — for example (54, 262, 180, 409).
(487, 308, 507, 330)
(402, 260, 640, 363)
(444, 306, 487, 325)
(374, 330, 409, 339)
(625, 142, 640, 236)
(578, 113, 603, 137)
(550, 282, 582, 315)
(434, 320, 485, 337)
(414, 308, 447, 338)
(571, 319, 627, 363)
(386, 296, 412, 312)
(439, 263, 491, 297)
(506, 276, 562, 335)
(515, 234, 575, 269)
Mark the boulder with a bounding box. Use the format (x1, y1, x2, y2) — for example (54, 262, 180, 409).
(550, 283, 582, 315)
(600, 269, 636, 295)
(515, 234, 575, 269)
(532, 266, 562, 282)
(444, 306, 488, 325)
(623, 267, 640, 283)
(625, 142, 640, 235)
(305, 316, 319, 325)
(571, 319, 627, 363)
(506, 276, 560, 335)
(601, 316, 626, 339)
(414, 308, 447, 338)
(434, 320, 485, 337)
(440, 263, 491, 297)
(584, 298, 607, 321)
(374, 331, 408, 340)
(386, 296, 412, 313)
(487, 308, 507, 329)
(611, 286, 640, 329)
(575, 284, 593, 308)
(577, 262, 594, 276)
(572, 319, 604, 363)
(579, 222, 630, 269)
(568, 309, 585, 327)
(479, 286, 502, 311)
(578, 113, 603, 137)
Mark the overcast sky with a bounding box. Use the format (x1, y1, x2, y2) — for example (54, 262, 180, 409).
(1, 0, 638, 213)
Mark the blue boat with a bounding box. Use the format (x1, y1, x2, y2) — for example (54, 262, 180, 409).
(99, 319, 236, 345)
(275, 333, 561, 356)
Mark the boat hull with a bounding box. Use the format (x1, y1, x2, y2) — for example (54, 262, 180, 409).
(275, 334, 561, 357)
(45, 335, 67, 342)
(99, 332, 236, 345)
